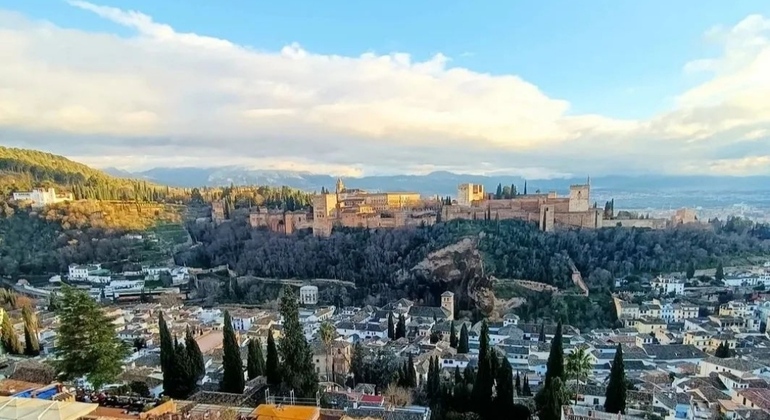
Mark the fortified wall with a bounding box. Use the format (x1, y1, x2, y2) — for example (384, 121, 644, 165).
(247, 179, 675, 237)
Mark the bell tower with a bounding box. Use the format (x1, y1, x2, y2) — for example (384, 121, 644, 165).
(441, 291, 455, 320)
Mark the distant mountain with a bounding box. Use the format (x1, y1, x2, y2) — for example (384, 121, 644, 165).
(112, 166, 770, 196)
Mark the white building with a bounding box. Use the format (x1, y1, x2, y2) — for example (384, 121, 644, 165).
(104, 280, 145, 298)
(651, 276, 685, 295)
(12, 188, 73, 208)
(300, 285, 319, 306)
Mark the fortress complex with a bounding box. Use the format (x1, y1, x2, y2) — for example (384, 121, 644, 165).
(247, 178, 678, 237)
(445, 181, 602, 232)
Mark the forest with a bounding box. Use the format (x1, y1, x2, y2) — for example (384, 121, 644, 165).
(179, 217, 770, 319)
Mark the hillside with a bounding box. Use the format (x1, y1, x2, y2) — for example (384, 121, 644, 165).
(0, 146, 184, 202)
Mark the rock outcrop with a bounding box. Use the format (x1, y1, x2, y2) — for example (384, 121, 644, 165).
(398, 236, 498, 316)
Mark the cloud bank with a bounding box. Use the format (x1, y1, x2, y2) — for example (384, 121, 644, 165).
(1, 2, 769, 177)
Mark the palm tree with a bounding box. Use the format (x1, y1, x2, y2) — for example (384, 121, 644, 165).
(319, 321, 336, 381)
(566, 346, 593, 404)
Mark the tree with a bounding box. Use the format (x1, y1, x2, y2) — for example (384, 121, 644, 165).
(54, 286, 129, 389)
(158, 312, 176, 394)
(168, 337, 195, 398)
(566, 346, 592, 403)
(715, 262, 725, 282)
(495, 184, 503, 199)
(396, 314, 406, 339)
(1, 311, 22, 355)
(515, 371, 522, 396)
(715, 342, 731, 358)
(265, 328, 281, 385)
(387, 313, 395, 340)
(247, 338, 265, 380)
(449, 321, 458, 348)
(471, 321, 494, 415)
(457, 324, 469, 354)
(493, 356, 515, 418)
(185, 326, 205, 381)
(522, 376, 531, 396)
(686, 261, 696, 279)
(319, 321, 336, 380)
(220, 310, 245, 393)
(22, 306, 40, 356)
(277, 286, 318, 397)
(538, 324, 546, 342)
(604, 344, 627, 414)
(536, 321, 565, 420)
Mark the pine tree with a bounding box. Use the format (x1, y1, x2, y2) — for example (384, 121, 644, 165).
(53, 286, 129, 389)
(277, 286, 318, 397)
(716, 262, 725, 282)
(493, 356, 515, 418)
(22, 306, 40, 356)
(396, 314, 406, 339)
(449, 321, 458, 348)
(247, 338, 265, 379)
(220, 310, 245, 393)
(388, 313, 395, 340)
(457, 324, 469, 354)
(265, 328, 281, 385)
(185, 326, 205, 381)
(604, 344, 627, 414)
(471, 321, 494, 415)
(1, 311, 23, 355)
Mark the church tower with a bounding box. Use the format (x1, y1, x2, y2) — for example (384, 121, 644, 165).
(441, 291, 455, 320)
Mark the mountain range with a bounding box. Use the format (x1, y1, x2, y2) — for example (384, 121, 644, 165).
(104, 166, 770, 196)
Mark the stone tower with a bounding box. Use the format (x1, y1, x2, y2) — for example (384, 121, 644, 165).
(441, 291, 455, 320)
(335, 178, 345, 195)
(568, 183, 590, 213)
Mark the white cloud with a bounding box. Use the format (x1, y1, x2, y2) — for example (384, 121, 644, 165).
(0, 3, 769, 176)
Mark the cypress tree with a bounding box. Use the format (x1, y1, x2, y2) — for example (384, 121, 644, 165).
(538, 323, 546, 342)
(495, 183, 503, 199)
(493, 357, 515, 418)
(536, 321, 565, 420)
(407, 353, 417, 387)
(686, 261, 696, 279)
(387, 313, 395, 340)
(158, 312, 176, 394)
(522, 376, 531, 396)
(457, 324, 469, 354)
(1, 311, 23, 355)
(515, 371, 521, 396)
(427, 356, 435, 399)
(247, 338, 265, 379)
(604, 344, 627, 414)
(277, 286, 318, 397)
(449, 321, 458, 348)
(169, 337, 195, 398)
(22, 306, 40, 356)
(265, 329, 281, 385)
(716, 262, 725, 282)
(220, 310, 245, 393)
(471, 321, 494, 414)
(431, 356, 441, 399)
(396, 314, 406, 339)
(185, 326, 205, 381)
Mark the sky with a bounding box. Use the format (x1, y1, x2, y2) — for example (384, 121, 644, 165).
(1, 1, 770, 178)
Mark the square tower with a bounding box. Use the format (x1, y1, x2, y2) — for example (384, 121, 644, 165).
(441, 291, 455, 320)
(568, 184, 590, 213)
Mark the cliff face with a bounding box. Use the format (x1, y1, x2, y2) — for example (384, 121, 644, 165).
(398, 236, 499, 316)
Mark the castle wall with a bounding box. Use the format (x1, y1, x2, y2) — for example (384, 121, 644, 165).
(554, 210, 602, 229)
(603, 218, 667, 229)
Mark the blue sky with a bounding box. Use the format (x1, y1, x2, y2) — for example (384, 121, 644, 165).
(1, 1, 769, 176)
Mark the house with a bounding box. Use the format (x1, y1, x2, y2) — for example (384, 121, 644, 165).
(699, 357, 767, 378)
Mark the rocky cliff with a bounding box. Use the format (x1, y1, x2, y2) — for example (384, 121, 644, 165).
(398, 235, 521, 319)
